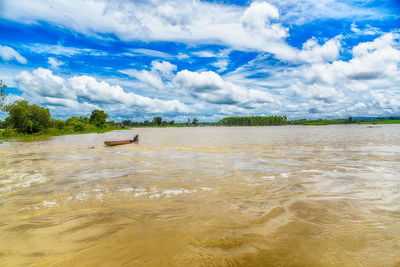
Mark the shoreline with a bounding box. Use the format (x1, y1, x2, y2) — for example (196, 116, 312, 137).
(1, 121, 399, 142)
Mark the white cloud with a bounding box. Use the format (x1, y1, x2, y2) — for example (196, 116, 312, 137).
(267, 0, 387, 25)
(298, 36, 342, 64)
(0, 45, 27, 64)
(47, 57, 64, 69)
(120, 61, 177, 89)
(176, 52, 189, 60)
(235, 32, 400, 118)
(1, 0, 292, 58)
(212, 59, 229, 72)
(173, 69, 273, 107)
(351, 23, 380, 36)
(15, 68, 74, 99)
(14, 68, 192, 117)
(22, 43, 96, 56)
(151, 61, 177, 79)
(192, 51, 218, 58)
(120, 69, 164, 90)
(240, 2, 279, 30)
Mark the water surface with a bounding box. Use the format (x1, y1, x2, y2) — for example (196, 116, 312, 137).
(1, 125, 400, 266)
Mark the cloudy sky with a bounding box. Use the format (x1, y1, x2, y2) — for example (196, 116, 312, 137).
(0, 0, 399, 122)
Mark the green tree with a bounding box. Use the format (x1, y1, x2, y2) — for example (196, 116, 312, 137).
(108, 120, 117, 127)
(168, 120, 174, 125)
(0, 80, 7, 111)
(187, 118, 190, 126)
(121, 120, 133, 128)
(73, 122, 85, 131)
(0, 119, 7, 129)
(53, 119, 65, 130)
(89, 110, 109, 128)
(65, 116, 80, 126)
(218, 115, 287, 126)
(29, 104, 52, 132)
(79, 116, 89, 123)
(347, 116, 353, 124)
(5, 100, 51, 133)
(152, 116, 162, 126)
(192, 118, 198, 126)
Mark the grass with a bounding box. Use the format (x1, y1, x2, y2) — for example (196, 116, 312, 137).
(0, 126, 124, 141)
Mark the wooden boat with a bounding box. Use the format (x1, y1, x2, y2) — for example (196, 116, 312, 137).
(104, 137, 138, 146)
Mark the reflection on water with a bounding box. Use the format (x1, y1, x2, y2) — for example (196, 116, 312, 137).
(1, 125, 400, 266)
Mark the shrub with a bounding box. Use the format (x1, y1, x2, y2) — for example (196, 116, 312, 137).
(74, 122, 85, 132)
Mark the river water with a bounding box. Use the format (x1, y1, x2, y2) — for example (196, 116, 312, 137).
(0, 125, 399, 266)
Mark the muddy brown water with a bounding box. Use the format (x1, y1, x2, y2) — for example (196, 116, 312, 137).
(1, 125, 399, 266)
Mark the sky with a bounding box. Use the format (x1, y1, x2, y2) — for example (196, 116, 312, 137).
(0, 0, 399, 122)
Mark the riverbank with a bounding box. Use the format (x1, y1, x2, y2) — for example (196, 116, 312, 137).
(3, 120, 399, 141)
(0, 126, 122, 141)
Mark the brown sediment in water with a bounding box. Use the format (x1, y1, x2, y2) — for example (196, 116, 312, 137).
(0, 125, 400, 266)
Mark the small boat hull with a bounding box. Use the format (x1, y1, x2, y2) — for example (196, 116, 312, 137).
(104, 139, 137, 146)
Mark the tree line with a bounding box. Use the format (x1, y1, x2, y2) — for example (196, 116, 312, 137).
(0, 81, 203, 138)
(1, 81, 114, 138)
(119, 117, 199, 127)
(0, 99, 112, 136)
(218, 116, 288, 126)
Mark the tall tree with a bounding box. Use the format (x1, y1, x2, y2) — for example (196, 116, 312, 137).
(192, 118, 198, 126)
(89, 110, 109, 127)
(152, 116, 162, 126)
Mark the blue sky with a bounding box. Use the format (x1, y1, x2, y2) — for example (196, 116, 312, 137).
(0, 0, 399, 122)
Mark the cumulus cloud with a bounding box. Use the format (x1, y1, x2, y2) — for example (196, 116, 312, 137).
(0, 45, 27, 64)
(242, 32, 400, 118)
(120, 61, 274, 110)
(2, 1, 399, 120)
(120, 61, 177, 89)
(240, 2, 279, 30)
(173, 70, 273, 108)
(120, 69, 164, 90)
(14, 68, 192, 117)
(298, 36, 342, 64)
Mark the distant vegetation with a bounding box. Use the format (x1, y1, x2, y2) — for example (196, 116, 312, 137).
(288, 117, 353, 125)
(118, 117, 200, 128)
(0, 85, 119, 139)
(287, 116, 400, 125)
(1, 80, 400, 140)
(218, 116, 287, 126)
(1, 101, 117, 139)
